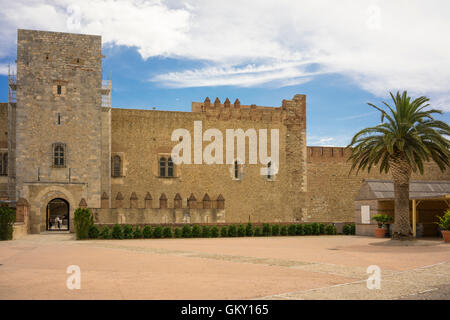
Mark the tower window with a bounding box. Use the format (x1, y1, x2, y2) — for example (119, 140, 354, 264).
(0, 152, 7, 176)
(52, 143, 66, 168)
(57, 85, 62, 95)
(233, 160, 243, 180)
(159, 156, 175, 178)
(112, 155, 121, 177)
(57, 113, 61, 125)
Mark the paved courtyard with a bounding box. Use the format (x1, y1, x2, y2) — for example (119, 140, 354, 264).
(0, 234, 449, 300)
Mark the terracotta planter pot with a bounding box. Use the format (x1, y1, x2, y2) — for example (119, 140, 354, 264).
(375, 227, 386, 238)
(442, 230, 450, 243)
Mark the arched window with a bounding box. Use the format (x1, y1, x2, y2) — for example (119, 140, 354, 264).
(53, 143, 66, 167)
(159, 156, 175, 178)
(167, 157, 174, 177)
(112, 155, 121, 177)
(234, 160, 239, 179)
(0, 152, 5, 176)
(3, 153, 7, 175)
(159, 156, 167, 177)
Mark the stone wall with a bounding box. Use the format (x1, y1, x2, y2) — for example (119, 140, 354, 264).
(13, 29, 104, 232)
(306, 146, 450, 222)
(108, 95, 306, 223)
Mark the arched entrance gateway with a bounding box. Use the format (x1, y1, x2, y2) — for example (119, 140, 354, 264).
(46, 198, 70, 231)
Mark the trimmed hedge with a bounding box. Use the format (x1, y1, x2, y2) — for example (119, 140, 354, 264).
(0, 207, 16, 240)
(182, 225, 192, 238)
(220, 226, 228, 237)
(228, 224, 237, 237)
(325, 224, 337, 235)
(81, 223, 342, 240)
(271, 224, 280, 236)
(288, 224, 296, 236)
(123, 224, 133, 239)
(133, 226, 143, 239)
(99, 226, 111, 239)
(211, 226, 219, 238)
(143, 225, 153, 238)
(237, 224, 246, 237)
(88, 225, 100, 239)
(201, 225, 211, 238)
(192, 225, 202, 238)
(246, 223, 253, 236)
(153, 226, 163, 238)
(163, 226, 172, 238)
(174, 227, 182, 238)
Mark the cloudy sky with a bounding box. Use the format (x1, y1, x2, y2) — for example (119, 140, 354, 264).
(0, 0, 449, 146)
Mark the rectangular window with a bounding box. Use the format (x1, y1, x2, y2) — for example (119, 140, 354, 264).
(57, 85, 62, 95)
(361, 205, 371, 224)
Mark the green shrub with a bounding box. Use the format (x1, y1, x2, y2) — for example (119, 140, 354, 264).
(163, 226, 172, 238)
(262, 223, 271, 236)
(182, 224, 192, 238)
(372, 214, 393, 228)
(280, 225, 288, 236)
(211, 226, 219, 238)
(271, 224, 280, 236)
(88, 225, 100, 239)
(288, 224, 296, 236)
(201, 225, 211, 238)
(246, 223, 254, 236)
(254, 226, 262, 236)
(343, 224, 351, 235)
(437, 210, 450, 231)
(350, 224, 356, 235)
(220, 225, 228, 237)
(311, 222, 320, 235)
(325, 224, 337, 235)
(153, 226, 163, 238)
(73, 208, 93, 240)
(192, 225, 202, 238)
(174, 227, 182, 238)
(303, 224, 312, 235)
(228, 224, 237, 237)
(112, 224, 123, 239)
(133, 226, 143, 239)
(143, 225, 153, 239)
(0, 207, 16, 241)
(295, 224, 304, 236)
(123, 224, 133, 239)
(237, 224, 246, 237)
(319, 223, 325, 235)
(99, 226, 111, 239)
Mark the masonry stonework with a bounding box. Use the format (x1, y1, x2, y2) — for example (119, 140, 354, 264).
(2, 29, 449, 233)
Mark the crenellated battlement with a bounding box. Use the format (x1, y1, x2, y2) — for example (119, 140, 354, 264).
(191, 96, 305, 123)
(307, 146, 352, 162)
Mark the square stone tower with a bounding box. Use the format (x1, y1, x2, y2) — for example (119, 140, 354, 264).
(11, 29, 106, 232)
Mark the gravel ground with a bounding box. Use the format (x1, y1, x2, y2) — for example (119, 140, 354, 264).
(0, 234, 449, 300)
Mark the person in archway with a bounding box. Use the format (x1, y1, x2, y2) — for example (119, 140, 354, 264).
(56, 216, 61, 230)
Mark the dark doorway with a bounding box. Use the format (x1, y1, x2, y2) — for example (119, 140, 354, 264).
(46, 198, 69, 231)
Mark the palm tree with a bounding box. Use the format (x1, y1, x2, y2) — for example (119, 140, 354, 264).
(348, 91, 450, 240)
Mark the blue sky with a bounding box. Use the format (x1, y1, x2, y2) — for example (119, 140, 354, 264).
(0, 0, 449, 146)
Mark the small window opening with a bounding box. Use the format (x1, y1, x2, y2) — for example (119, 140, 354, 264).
(57, 85, 62, 95)
(57, 113, 61, 125)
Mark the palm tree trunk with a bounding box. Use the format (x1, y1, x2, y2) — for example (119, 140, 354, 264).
(389, 157, 412, 240)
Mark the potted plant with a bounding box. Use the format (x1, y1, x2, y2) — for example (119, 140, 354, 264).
(436, 210, 450, 243)
(372, 214, 393, 238)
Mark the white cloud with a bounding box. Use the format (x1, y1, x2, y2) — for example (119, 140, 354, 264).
(1, 0, 450, 109)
